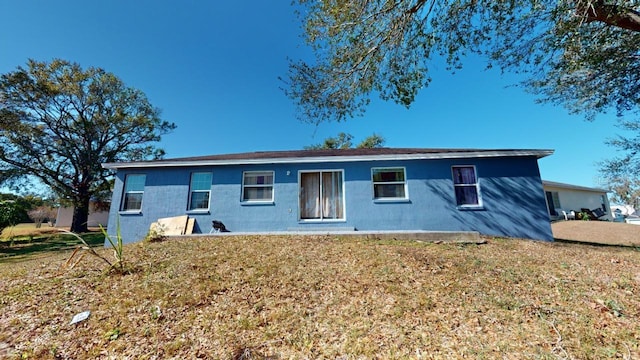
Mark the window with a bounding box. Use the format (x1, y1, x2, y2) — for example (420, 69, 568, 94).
(545, 191, 561, 216)
(188, 172, 212, 211)
(121, 174, 146, 212)
(242, 171, 274, 202)
(372, 167, 407, 200)
(299, 170, 344, 220)
(452, 166, 481, 207)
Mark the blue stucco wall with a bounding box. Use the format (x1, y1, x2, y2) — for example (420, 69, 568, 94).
(105, 156, 553, 244)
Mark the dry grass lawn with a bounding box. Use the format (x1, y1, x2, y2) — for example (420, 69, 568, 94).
(552, 220, 640, 246)
(1, 226, 639, 359)
(1, 223, 59, 238)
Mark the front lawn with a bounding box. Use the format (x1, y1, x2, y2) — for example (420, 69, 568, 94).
(1, 234, 638, 359)
(0, 228, 104, 263)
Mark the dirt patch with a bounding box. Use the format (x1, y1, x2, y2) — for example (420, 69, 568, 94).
(552, 220, 640, 246)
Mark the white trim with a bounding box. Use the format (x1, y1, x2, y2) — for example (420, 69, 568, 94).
(371, 166, 409, 201)
(241, 170, 275, 203)
(120, 174, 146, 212)
(452, 165, 483, 208)
(542, 180, 608, 194)
(102, 150, 554, 169)
(298, 169, 346, 222)
(187, 172, 212, 211)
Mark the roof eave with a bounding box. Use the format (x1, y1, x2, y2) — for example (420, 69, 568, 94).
(102, 149, 554, 170)
(542, 180, 609, 193)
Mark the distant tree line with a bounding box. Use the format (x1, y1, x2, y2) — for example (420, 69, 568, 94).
(305, 132, 385, 150)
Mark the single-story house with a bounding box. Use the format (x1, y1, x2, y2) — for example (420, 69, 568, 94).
(55, 201, 110, 228)
(101, 148, 555, 244)
(542, 180, 611, 221)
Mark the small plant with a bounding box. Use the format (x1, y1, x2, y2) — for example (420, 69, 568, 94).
(61, 218, 127, 274)
(144, 224, 166, 243)
(605, 299, 623, 317)
(579, 212, 591, 221)
(101, 222, 125, 272)
(150, 305, 162, 320)
(105, 328, 121, 341)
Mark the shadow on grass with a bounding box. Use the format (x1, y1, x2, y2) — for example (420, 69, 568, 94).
(554, 237, 640, 249)
(0, 232, 104, 263)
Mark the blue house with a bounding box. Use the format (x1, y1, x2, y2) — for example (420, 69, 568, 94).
(102, 148, 555, 244)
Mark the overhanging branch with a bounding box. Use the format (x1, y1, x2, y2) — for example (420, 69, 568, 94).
(586, 3, 640, 32)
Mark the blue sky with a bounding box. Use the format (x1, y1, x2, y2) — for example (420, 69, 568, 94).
(0, 1, 628, 188)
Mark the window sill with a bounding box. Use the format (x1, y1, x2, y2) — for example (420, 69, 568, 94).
(456, 205, 484, 211)
(240, 201, 275, 206)
(298, 219, 347, 224)
(373, 198, 411, 204)
(119, 210, 142, 215)
(186, 210, 210, 215)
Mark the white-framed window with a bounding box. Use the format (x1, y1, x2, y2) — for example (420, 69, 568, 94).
(188, 172, 212, 211)
(121, 174, 146, 212)
(452, 166, 481, 207)
(372, 167, 407, 200)
(242, 171, 274, 203)
(299, 170, 345, 221)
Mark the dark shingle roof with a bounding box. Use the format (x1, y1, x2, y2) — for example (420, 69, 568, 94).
(102, 147, 554, 169)
(165, 148, 505, 161)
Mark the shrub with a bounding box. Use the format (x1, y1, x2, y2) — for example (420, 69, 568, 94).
(0, 200, 24, 235)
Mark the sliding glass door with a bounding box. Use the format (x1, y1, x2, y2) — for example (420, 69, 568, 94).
(299, 170, 344, 221)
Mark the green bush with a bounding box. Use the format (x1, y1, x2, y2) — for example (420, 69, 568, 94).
(0, 200, 24, 235)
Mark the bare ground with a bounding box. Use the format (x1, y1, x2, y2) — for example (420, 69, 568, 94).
(552, 220, 640, 246)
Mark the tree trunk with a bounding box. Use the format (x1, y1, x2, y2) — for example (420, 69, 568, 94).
(70, 194, 90, 233)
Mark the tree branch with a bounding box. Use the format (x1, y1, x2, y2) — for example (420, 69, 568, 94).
(586, 3, 640, 32)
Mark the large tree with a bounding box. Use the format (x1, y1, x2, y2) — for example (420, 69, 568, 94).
(0, 59, 176, 233)
(284, 0, 640, 124)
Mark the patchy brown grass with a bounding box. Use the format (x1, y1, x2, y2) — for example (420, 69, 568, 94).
(1, 223, 59, 238)
(1, 224, 105, 239)
(552, 221, 640, 247)
(1, 233, 639, 359)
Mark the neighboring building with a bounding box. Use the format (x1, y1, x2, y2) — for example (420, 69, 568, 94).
(55, 201, 110, 228)
(542, 180, 611, 221)
(102, 148, 555, 244)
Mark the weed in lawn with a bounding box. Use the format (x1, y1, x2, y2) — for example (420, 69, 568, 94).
(150, 305, 162, 320)
(49, 345, 59, 358)
(61, 221, 129, 274)
(604, 299, 623, 317)
(104, 328, 121, 341)
(144, 225, 166, 243)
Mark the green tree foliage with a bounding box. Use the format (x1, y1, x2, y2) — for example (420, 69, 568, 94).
(284, 0, 640, 124)
(0, 200, 24, 235)
(305, 132, 386, 149)
(600, 119, 640, 205)
(356, 133, 386, 149)
(0, 193, 33, 224)
(0, 59, 176, 233)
